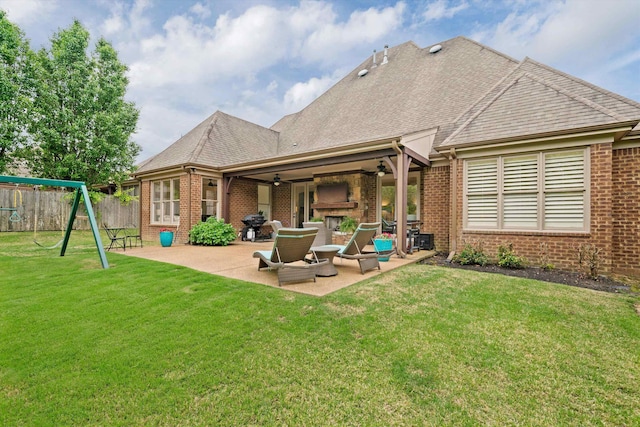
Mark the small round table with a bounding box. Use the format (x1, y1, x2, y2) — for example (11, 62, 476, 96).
(310, 245, 341, 277)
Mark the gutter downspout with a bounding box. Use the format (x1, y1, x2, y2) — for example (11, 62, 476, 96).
(183, 166, 193, 244)
(448, 148, 458, 261)
(392, 140, 407, 258)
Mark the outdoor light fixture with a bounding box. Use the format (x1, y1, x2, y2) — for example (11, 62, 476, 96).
(273, 174, 281, 186)
(377, 161, 387, 177)
(208, 179, 214, 187)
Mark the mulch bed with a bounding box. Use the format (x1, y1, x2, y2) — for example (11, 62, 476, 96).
(422, 254, 636, 294)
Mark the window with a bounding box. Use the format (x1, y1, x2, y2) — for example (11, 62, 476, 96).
(257, 184, 271, 220)
(380, 172, 421, 222)
(202, 178, 218, 221)
(152, 179, 180, 224)
(464, 149, 588, 231)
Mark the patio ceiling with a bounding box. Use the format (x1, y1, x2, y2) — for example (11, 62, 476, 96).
(228, 149, 424, 184)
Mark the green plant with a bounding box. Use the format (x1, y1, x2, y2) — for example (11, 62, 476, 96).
(497, 243, 526, 269)
(113, 184, 139, 206)
(189, 217, 237, 246)
(539, 242, 555, 271)
(453, 241, 488, 266)
(339, 216, 358, 233)
(309, 217, 324, 222)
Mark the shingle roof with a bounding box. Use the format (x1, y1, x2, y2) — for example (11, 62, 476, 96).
(439, 58, 640, 148)
(136, 111, 279, 173)
(136, 36, 640, 175)
(273, 37, 519, 156)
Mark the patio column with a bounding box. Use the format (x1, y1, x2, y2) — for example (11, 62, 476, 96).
(395, 152, 407, 257)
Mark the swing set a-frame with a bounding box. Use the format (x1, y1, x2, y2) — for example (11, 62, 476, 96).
(0, 175, 109, 269)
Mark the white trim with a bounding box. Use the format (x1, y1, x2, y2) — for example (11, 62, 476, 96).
(446, 127, 626, 159)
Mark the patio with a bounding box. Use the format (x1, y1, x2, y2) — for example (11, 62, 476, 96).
(122, 240, 434, 296)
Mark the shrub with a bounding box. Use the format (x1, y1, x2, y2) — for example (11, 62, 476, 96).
(577, 243, 601, 279)
(339, 216, 358, 233)
(189, 217, 237, 246)
(538, 242, 555, 271)
(497, 243, 526, 269)
(454, 241, 488, 266)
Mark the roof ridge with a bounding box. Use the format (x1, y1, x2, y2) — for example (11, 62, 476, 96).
(452, 36, 520, 64)
(452, 59, 527, 124)
(521, 71, 627, 121)
(442, 71, 522, 146)
(189, 111, 220, 163)
(522, 57, 640, 109)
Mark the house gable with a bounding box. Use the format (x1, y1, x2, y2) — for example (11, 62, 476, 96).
(136, 111, 279, 174)
(439, 58, 640, 149)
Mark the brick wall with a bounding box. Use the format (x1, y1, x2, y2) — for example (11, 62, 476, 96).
(612, 146, 640, 277)
(455, 143, 619, 274)
(272, 183, 292, 226)
(421, 165, 450, 252)
(228, 178, 258, 232)
(140, 180, 151, 240)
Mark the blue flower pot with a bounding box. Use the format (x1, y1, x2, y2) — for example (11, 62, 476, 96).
(374, 239, 393, 261)
(159, 231, 174, 247)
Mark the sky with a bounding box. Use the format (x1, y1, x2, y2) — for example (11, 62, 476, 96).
(2, 0, 639, 162)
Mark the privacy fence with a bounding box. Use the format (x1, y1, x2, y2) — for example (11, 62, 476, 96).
(0, 188, 139, 233)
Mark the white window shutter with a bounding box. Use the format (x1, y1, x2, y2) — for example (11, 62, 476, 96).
(544, 151, 585, 229)
(503, 155, 538, 228)
(466, 159, 498, 228)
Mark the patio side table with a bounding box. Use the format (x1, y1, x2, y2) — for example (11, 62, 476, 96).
(310, 245, 341, 277)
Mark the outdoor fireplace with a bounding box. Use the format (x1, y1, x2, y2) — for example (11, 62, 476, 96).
(325, 216, 343, 231)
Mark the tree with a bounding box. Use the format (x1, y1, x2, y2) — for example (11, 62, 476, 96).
(0, 10, 34, 174)
(25, 20, 139, 187)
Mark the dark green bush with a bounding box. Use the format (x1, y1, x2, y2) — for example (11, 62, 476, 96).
(454, 242, 488, 266)
(189, 217, 237, 246)
(497, 243, 526, 269)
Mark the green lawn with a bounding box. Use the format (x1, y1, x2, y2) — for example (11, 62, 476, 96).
(1, 231, 639, 426)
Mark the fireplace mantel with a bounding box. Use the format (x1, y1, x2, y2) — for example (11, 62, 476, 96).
(311, 201, 358, 209)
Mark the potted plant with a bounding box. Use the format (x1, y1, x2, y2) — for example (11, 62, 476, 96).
(338, 216, 358, 245)
(373, 232, 394, 261)
(159, 228, 174, 247)
(339, 216, 358, 233)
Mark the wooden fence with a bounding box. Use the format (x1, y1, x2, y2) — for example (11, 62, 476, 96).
(0, 188, 139, 232)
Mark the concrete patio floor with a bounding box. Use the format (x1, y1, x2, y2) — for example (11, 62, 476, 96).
(121, 240, 434, 296)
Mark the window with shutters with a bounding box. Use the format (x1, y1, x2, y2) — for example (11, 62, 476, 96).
(464, 149, 588, 232)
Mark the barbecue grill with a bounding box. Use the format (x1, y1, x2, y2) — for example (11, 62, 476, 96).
(241, 214, 266, 241)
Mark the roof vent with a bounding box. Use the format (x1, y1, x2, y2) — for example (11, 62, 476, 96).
(358, 69, 368, 77)
(429, 44, 442, 54)
(372, 49, 377, 68)
(382, 45, 389, 65)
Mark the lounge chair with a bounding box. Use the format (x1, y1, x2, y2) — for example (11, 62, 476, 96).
(253, 228, 328, 286)
(265, 220, 283, 238)
(335, 222, 395, 274)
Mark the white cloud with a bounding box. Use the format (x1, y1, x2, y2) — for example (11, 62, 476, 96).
(0, 0, 59, 24)
(126, 1, 406, 88)
(476, 0, 640, 69)
(283, 73, 339, 113)
(189, 2, 210, 19)
(423, 0, 468, 22)
(301, 2, 406, 63)
(266, 80, 278, 93)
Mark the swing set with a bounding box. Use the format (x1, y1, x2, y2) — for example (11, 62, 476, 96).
(0, 175, 109, 269)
